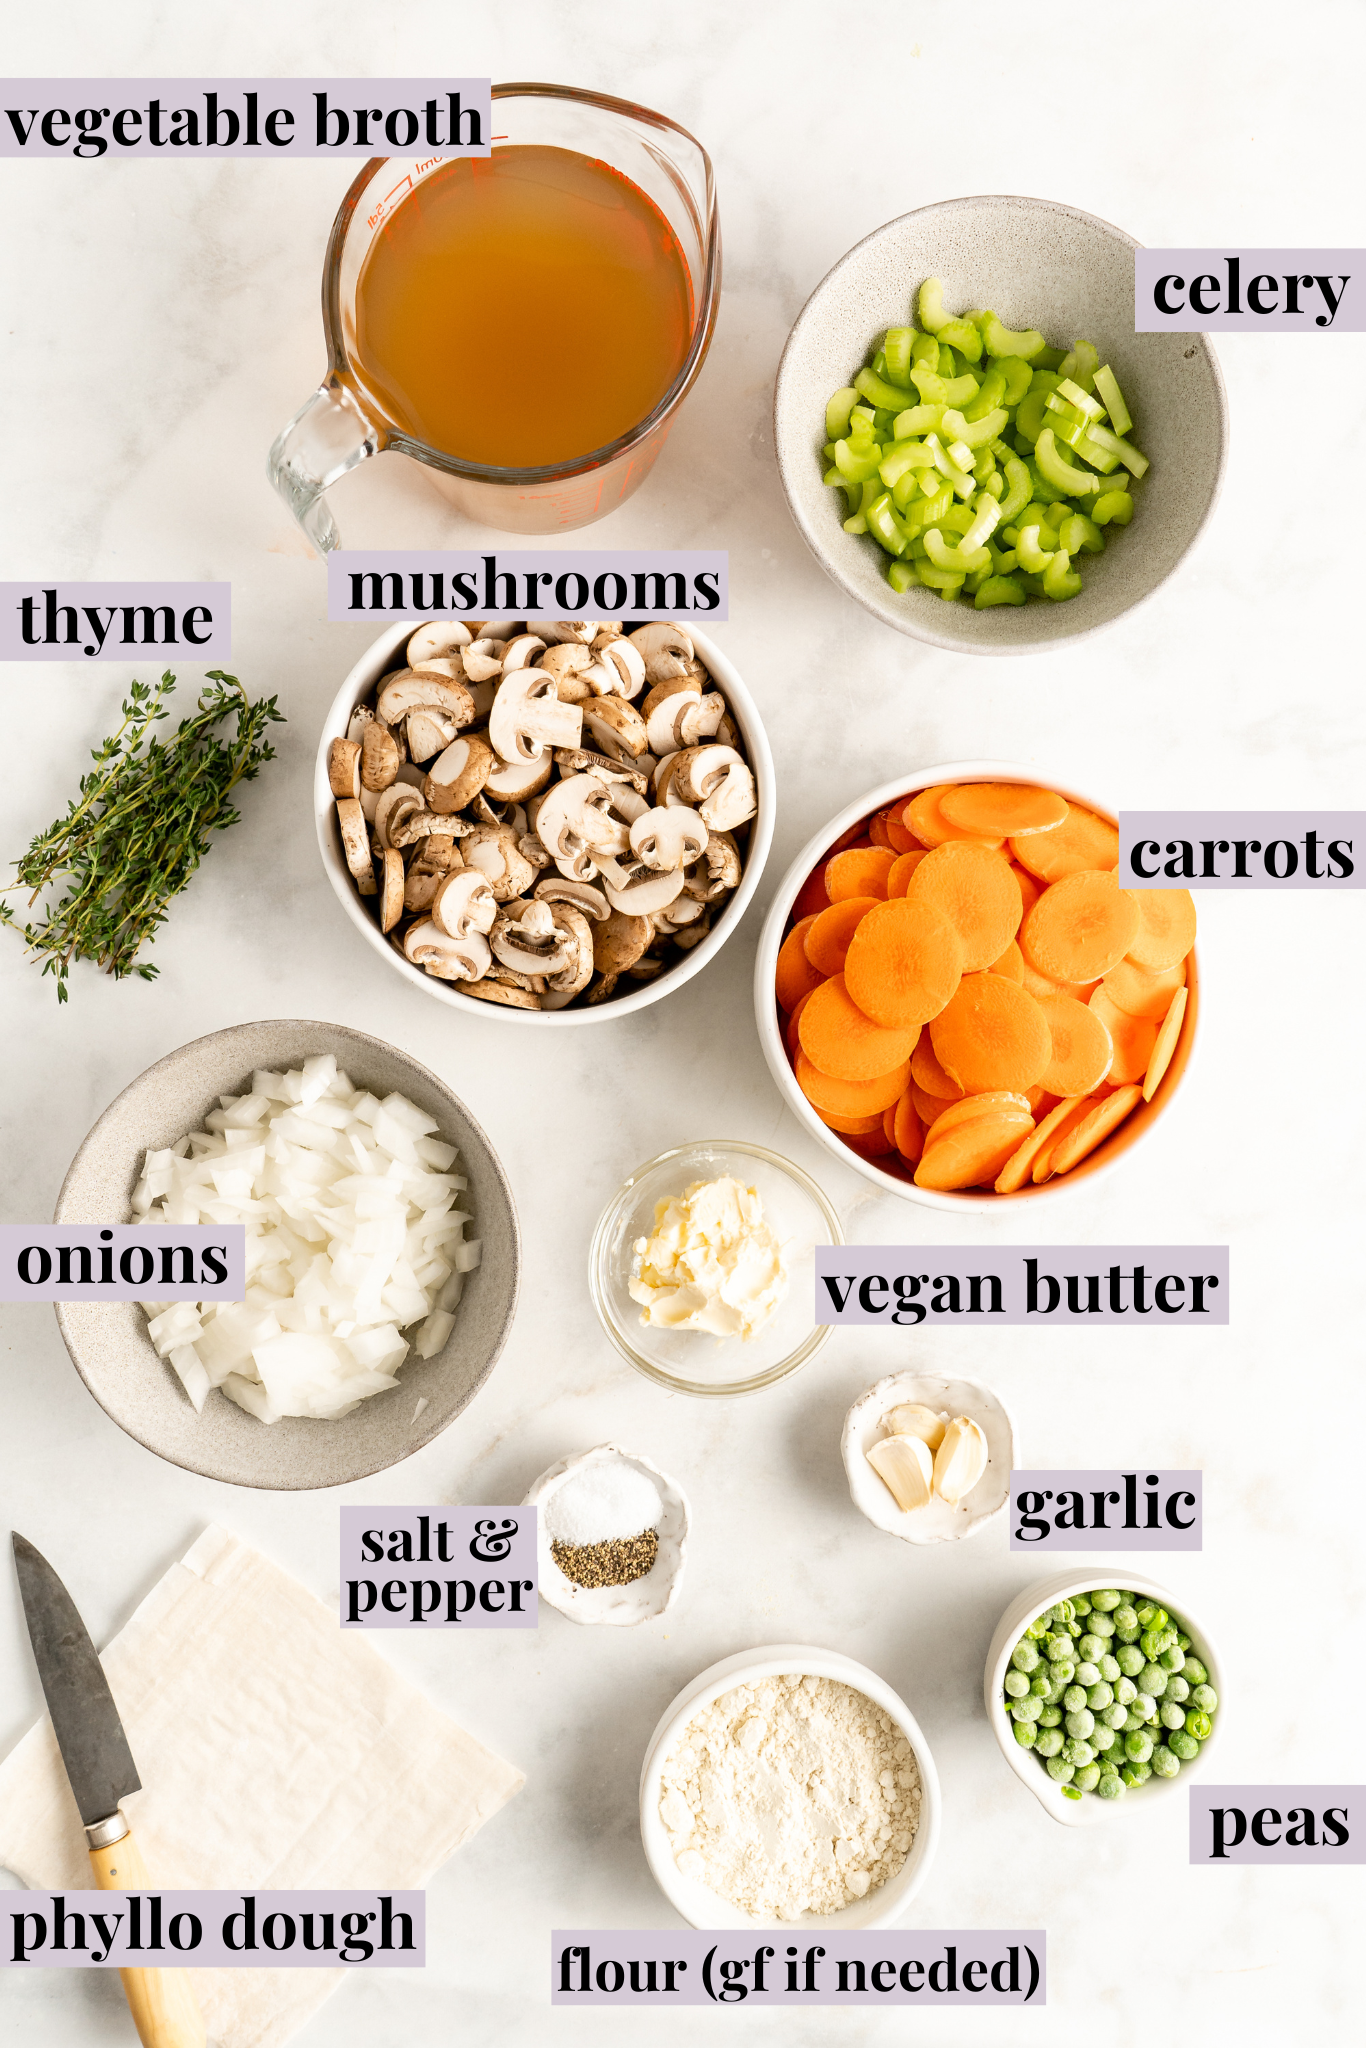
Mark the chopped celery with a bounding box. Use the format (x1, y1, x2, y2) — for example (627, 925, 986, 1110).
(821, 281, 1149, 606)
(1093, 364, 1131, 436)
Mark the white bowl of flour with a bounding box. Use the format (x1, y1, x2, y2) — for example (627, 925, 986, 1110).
(639, 1644, 941, 1929)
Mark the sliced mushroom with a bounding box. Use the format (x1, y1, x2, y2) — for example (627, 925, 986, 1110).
(675, 692, 728, 748)
(628, 620, 694, 682)
(425, 732, 495, 814)
(593, 910, 653, 976)
(403, 869, 442, 915)
(328, 736, 362, 799)
(535, 875, 611, 922)
(482, 751, 553, 804)
(626, 955, 667, 981)
(673, 910, 713, 951)
(582, 696, 648, 760)
(553, 748, 649, 793)
(462, 822, 537, 901)
(545, 903, 594, 995)
(392, 808, 455, 850)
(597, 636, 647, 699)
(407, 620, 472, 668)
(460, 979, 542, 1009)
(460, 638, 509, 683)
(591, 623, 625, 647)
(488, 670, 584, 764)
(539, 620, 601, 644)
(376, 669, 474, 729)
(670, 745, 758, 831)
(378, 848, 405, 932)
(653, 751, 683, 801)
(500, 632, 547, 672)
(600, 780, 650, 825)
(628, 805, 708, 873)
(600, 862, 686, 916)
(491, 899, 577, 979)
(361, 718, 400, 791)
(406, 704, 461, 763)
(431, 869, 498, 940)
(404, 918, 490, 982)
(518, 831, 552, 871)
(373, 783, 422, 849)
(683, 828, 741, 900)
(410, 833, 464, 874)
(537, 643, 595, 702)
(484, 960, 548, 993)
(587, 973, 621, 1004)
(346, 704, 373, 745)
(535, 775, 620, 872)
(653, 893, 707, 930)
(336, 798, 377, 895)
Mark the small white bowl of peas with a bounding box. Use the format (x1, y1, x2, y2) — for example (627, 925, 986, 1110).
(985, 1569, 1225, 1827)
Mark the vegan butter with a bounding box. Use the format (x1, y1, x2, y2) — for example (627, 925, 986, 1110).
(629, 1176, 788, 1341)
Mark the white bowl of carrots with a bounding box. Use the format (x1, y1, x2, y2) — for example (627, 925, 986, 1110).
(753, 765, 1198, 1209)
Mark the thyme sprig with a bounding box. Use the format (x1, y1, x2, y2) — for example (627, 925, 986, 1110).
(1, 670, 284, 1001)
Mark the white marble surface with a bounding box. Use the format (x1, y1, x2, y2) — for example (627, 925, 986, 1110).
(3, 2, 1365, 2042)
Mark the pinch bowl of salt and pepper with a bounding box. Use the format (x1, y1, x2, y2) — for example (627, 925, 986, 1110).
(523, 1443, 689, 1625)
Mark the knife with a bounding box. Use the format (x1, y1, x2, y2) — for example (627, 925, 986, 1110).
(12, 1533, 206, 2048)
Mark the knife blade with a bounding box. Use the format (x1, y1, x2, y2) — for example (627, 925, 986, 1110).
(12, 1532, 141, 1827)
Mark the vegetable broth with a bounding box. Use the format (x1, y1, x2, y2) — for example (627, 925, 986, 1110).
(353, 145, 694, 468)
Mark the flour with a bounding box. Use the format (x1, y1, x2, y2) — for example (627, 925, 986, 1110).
(658, 1674, 921, 1920)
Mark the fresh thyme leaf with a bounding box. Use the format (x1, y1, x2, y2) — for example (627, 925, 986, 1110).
(1, 670, 284, 1001)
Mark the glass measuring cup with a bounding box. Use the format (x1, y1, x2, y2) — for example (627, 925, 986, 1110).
(267, 82, 720, 549)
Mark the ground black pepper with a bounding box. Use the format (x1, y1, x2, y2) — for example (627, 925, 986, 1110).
(551, 1528, 659, 1589)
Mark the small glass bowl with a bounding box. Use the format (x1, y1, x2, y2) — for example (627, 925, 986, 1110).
(588, 1141, 843, 1397)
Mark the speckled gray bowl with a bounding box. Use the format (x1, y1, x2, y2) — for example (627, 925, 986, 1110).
(774, 194, 1227, 654)
(54, 1020, 520, 1490)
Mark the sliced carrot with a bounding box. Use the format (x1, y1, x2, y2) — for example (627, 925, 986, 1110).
(885, 812, 920, 854)
(1143, 985, 1188, 1103)
(1020, 870, 1141, 984)
(1029, 1088, 1063, 1117)
(868, 809, 893, 849)
(1103, 953, 1186, 1021)
(995, 1094, 1087, 1193)
(882, 1102, 898, 1147)
(1125, 888, 1197, 972)
(907, 841, 1023, 973)
(929, 974, 1052, 1094)
(776, 916, 824, 1011)
(805, 896, 879, 977)
(911, 1032, 965, 1101)
(1031, 1095, 1099, 1183)
(1048, 1084, 1144, 1177)
(784, 986, 819, 1061)
(1088, 987, 1157, 1084)
(989, 939, 1024, 984)
(1011, 863, 1043, 919)
(929, 1090, 1035, 1138)
(843, 898, 964, 1030)
(1010, 803, 1119, 882)
(904, 784, 1004, 850)
(791, 866, 832, 923)
(826, 845, 897, 902)
(911, 1081, 952, 1128)
(892, 1087, 925, 1164)
(799, 974, 919, 1081)
(915, 1112, 1035, 1192)
(845, 1123, 897, 1160)
(886, 849, 928, 897)
(1038, 993, 1115, 1096)
(941, 782, 1068, 840)
(796, 1048, 911, 1118)
(1020, 957, 1099, 1004)
(815, 1105, 885, 1134)
(828, 820, 871, 857)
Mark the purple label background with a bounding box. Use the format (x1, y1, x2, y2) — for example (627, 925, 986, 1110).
(814, 1249, 1228, 1326)
(1190, 1789, 1363, 1865)
(0, 583, 230, 660)
(1010, 1471, 1202, 1551)
(0, 82, 490, 157)
(552, 1932, 1045, 2005)
(0, 1891, 424, 1966)
(0, 1226, 245, 1303)
(328, 551, 729, 622)
(339, 1506, 537, 1629)
(1120, 811, 1363, 888)
(1134, 251, 1361, 330)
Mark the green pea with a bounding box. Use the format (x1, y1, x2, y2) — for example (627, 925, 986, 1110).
(1046, 1636, 1074, 1663)
(1096, 1772, 1126, 1799)
(1122, 1708, 1145, 1733)
(1074, 1762, 1101, 1792)
(1011, 1640, 1041, 1673)
(1113, 1620, 1140, 1645)
(1139, 1663, 1169, 1697)
(1169, 1730, 1199, 1760)
(1176, 1632, 1191, 1651)
(1099, 1654, 1121, 1683)
(1113, 1605, 1139, 1634)
(1030, 1673, 1051, 1697)
(1160, 1702, 1185, 1731)
(1045, 1672, 1071, 1704)
(1087, 1681, 1114, 1711)
(1182, 1656, 1209, 1687)
(1150, 1745, 1181, 1778)
(1185, 1709, 1213, 1741)
(1013, 1719, 1037, 1748)
(1124, 1728, 1154, 1763)
(1038, 1705, 1062, 1728)
(1071, 1594, 1093, 1615)
(1025, 1618, 1050, 1641)
(1061, 1784, 1083, 1801)
(1092, 1725, 1117, 1753)
(1090, 1589, 1122, 1611)
(1063, 1685, 1087, 1712)
(1062, 1738, 1095, 1767)
(1086, 1610, 1116, 1640)
(1005, 1671, 1029, 1698)
(1164, 1674, 1190, 1704)
(1077, 1633, 1105, 1662)
(1102, 1703, 1128, 1731)
(1113, 1676, 1137, 1705)
(1160, 1645, 1186, 1672)
(1075, 1661, 1101, 1688)
(1010, 1696, 1043, 1722)
(1134, 1603, 1158, 1629)
(1133, 1693, 1158, 1722)
(1116, 1645, 1145, 1677)
(1140, 1626, 1176, 1660)
(1191, 1683, 1218, 1713)
(1035, 1727, 1065, 1756)
(1065, 1709, 1095, 1740)
(1048, 1602, 1074, 1627)
(1045, 1755, 1076, 1783)
(1067, 1620, 1083, 1638)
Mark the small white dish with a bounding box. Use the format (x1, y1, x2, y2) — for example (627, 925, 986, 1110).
(842, 1372, 1014, 1544)
(984, 1567, 1225, 1827)
(523, 1443, 688, 1626)
(639, 1643, 940, 1929)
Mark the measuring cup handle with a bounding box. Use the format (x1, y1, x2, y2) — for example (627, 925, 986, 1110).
(266, 377, 383, 553)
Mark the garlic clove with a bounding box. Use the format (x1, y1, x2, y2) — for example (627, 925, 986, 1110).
(866, 1432, 935, 1512)
(932, 1416, 988, 1506)
(881, 1402, 947, 1452)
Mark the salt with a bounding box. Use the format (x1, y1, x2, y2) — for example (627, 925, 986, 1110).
(544, 1460, 662, 1548)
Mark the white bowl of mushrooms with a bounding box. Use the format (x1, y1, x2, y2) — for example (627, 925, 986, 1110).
(316, 619, 774, 1022)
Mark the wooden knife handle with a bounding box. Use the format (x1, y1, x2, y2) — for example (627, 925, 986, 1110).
(88, 1830, 207, 2048)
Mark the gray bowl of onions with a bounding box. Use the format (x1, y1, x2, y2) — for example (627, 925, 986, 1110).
(54, 1019, 519, 1489)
